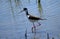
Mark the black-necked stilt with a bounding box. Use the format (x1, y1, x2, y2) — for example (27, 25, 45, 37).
(19, 8, 46, 33)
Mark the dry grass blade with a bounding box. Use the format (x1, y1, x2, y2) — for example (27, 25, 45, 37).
(28, 0, 30, 3)
(15, 0, 21, 7)
(9, 0, 16, 23)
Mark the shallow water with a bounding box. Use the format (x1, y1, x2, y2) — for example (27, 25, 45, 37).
(0, 0, 60, 39)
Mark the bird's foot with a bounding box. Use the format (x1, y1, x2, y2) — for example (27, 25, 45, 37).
(37, 23, 41, 26)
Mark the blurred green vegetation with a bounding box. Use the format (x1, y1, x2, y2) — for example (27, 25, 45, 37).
(37, 0, 42, 17)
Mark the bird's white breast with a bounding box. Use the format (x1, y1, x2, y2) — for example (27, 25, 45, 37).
(27, 15, 30, 18)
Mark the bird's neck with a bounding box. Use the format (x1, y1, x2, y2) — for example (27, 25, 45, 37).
(25, 10, 29, 15)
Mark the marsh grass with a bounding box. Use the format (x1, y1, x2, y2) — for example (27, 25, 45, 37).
(37, 0, 43, 17)
(28, 0, 30, 3)
(15, 0, 21, 7)
(9, 0, 17, 24)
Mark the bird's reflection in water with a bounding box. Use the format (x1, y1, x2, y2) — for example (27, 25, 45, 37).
(31, 25, 36, 33)
(33, 32, 39, 39)
(32, 28, 39, 39)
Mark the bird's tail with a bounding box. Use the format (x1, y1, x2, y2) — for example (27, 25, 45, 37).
(40, 18, 47, 20)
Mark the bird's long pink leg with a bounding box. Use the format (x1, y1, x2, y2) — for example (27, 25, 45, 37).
(32, 22, 36, 33)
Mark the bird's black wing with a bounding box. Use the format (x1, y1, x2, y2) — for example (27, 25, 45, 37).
(29, 15, 40, 20)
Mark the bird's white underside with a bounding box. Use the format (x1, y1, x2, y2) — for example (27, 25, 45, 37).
(27, 15, 30, 18)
